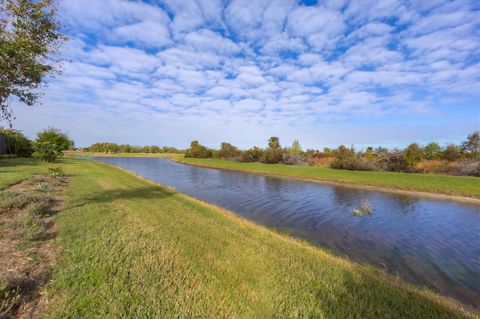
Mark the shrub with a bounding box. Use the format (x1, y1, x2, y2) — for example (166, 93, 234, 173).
(288, 139, 302, 155)
(260, 148, 283, 164)
(442, 144, 462, 161)
(184, 141, 212, 158)
(331, 156, 376, 171)
(380, 151, 413, 172)
(218, 142, 240, 159)
(281, 153, 306, 165)
(403, 143, 424, 167)
(33, 128, 74, 162)
(424, 142, 442, 160)
(0, 129, 32, 157)
(48, 167, 64, 178)
(239, 147, 264, 162)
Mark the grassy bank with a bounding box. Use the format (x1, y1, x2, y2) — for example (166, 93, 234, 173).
(177, 158, 480, 199)
(0, 158, 475, 318)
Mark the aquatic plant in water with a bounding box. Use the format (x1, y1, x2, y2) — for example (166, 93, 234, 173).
(353, 200, 373, 216)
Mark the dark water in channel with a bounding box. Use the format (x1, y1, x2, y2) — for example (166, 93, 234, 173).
(90, 157, 480, 307)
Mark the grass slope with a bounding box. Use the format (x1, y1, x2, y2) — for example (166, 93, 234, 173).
(178, 158, 480, 199)
(0, 158, 475, 318)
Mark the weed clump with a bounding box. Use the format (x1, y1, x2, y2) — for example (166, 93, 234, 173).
(13, 213, 48, 241)
(48, 167, 64, 178)
(35, 182, 49, 192)
(0, 192, 43, 210)
(0, 280, 20, 318)
(25, 200, 51, 217)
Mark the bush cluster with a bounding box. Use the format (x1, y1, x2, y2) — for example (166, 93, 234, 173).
(184, 131, 479, 176)
(0, 128, 73, 162)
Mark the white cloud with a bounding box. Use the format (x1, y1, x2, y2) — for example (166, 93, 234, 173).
(6, 0, 479, 148)
(112, 20, 171, 48)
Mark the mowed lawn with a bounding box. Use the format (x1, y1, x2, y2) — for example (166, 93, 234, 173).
(0, 158, 475, 318)
(177, 158, 480, 199)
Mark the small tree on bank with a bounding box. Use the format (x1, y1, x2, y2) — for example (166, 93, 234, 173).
(33, 128, 73, 162)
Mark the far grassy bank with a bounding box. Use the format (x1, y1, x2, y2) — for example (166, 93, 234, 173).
(177, 158, 480, 199)
(0, 158, 475, 318)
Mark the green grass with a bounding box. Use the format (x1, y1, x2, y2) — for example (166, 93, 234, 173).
(177, 158, 480, 198)
(0, 158, 475, 318)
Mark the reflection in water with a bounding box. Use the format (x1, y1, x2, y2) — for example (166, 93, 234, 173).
(89, 157, 480, 308)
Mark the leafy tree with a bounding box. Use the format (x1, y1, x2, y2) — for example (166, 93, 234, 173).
(185, 140, 212, 158)
(218, 142, 239, 159)
(0, 0, 67, 123)
(289, 139, 302, 155)
(461, 131, 480, 160)
(442, 144, 462, 161)
(424, 142, 442, 160)
(33, 128, 73, 162)
(267, 136, 280, 149)
(403, 143, 424, 167)
(0, 128, 32, 156)
(365, 146, 374, 161)
(260, 137, 283, 163)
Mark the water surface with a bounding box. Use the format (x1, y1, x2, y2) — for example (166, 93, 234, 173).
(90, 157, 480, 307)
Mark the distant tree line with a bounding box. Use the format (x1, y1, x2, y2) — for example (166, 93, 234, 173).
(185, 131, 480, 177)
(84, 142, 183, 154)
(0, 128, 73, 162)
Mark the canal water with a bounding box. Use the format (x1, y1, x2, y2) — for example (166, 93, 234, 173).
(90, 157, 480, 307)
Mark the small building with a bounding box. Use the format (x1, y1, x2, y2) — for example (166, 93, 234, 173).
(0, 133, 7, 154)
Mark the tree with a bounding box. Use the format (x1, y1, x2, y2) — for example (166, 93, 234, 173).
(403, 143, 424, 167)
(442, 144, 462, 161)
(261, 137, 283, 163)
(184, 140, 212, 158)
(267, 136, 280, 149)
(0, 0, 66, 123)
(461, 131, 480, 160)
(289, 139, 302, 155)
(424, 142, 442, 160)
(218, 142, 239, 159)
(0, 128, 32, 156)
(33, 128, 73, 162)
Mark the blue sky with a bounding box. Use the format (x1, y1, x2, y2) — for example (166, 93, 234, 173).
(6, 0, 480, 149)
